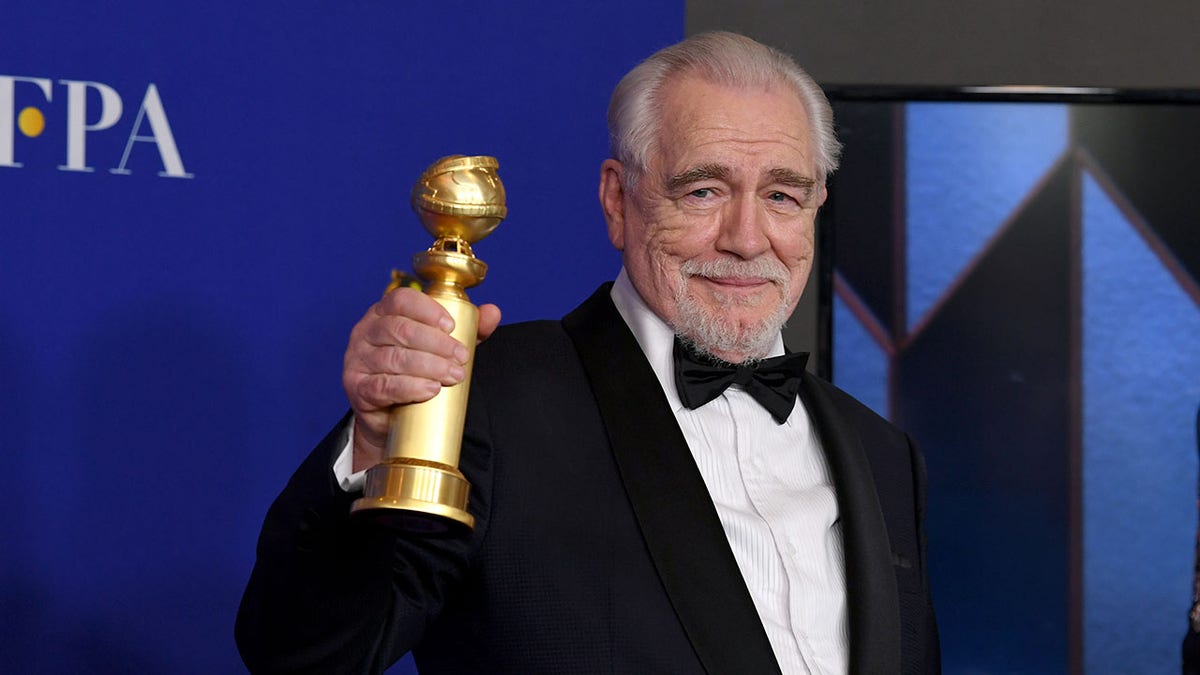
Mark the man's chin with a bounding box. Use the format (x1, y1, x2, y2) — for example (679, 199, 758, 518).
(674, 307, 785, 362)
(694, 297, 782, 329)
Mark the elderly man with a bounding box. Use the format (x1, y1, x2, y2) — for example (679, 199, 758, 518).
(237, 32, 939, 674)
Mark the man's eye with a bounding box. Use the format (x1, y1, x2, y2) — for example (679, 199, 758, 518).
(689, 188, 713, 199)
(768, 191, 792, 203)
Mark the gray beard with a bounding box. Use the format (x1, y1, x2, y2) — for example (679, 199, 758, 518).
(670, 257, 792, 365)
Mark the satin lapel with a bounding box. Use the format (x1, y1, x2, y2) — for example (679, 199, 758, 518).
(563, 285, 782, 675)
(798, 373, 901, 672)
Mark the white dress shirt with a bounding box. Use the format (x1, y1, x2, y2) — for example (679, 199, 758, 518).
(609, 269, 847, 675)
(335, 269, 848, 674)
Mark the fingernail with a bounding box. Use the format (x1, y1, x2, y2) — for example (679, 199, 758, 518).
(450, 365, 466, 381)
(439, 316, 455, 332)
(454, 344, 469, 364)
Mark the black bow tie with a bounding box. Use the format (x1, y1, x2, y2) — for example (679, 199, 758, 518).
(672, 338, 808, 424)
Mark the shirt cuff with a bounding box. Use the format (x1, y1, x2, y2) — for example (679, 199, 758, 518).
(332, 416, 368, 493)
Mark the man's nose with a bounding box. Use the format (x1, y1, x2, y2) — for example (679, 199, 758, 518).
(715, 194, 770, 260)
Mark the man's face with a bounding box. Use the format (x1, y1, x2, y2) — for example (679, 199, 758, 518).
(600, 75, 826, 363)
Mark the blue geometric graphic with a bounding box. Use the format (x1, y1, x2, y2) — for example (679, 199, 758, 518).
(833, 95, 1200, 674)
(906, 103, 1068, 330)
(832, 292, 889, 419)
(1081, 171, 1200, 673)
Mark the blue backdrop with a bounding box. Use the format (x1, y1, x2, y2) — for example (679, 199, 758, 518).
(0, 3, 681, 672)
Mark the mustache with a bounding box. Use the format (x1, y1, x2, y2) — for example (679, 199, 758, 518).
(678, 256, 789, 284)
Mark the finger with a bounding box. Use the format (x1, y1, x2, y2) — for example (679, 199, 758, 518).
(357, 408, 389, 431)
(375, 287, 455, 333)
(348, 371, 444, 413)
(353, 409, 391, 446)
(351, 416, 388, 472)
(348, 342, 466, 384)
(359, 314, 468, 363)
(477, 304, 502, 342)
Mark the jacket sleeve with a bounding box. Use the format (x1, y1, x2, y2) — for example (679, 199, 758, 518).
(234, 411, 492, 674)
(909, 435, 942, 674)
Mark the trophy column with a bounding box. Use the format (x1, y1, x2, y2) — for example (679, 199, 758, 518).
(351, 155, 506, 534)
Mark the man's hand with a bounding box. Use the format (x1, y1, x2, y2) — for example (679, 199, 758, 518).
(342, 287, 502, 473)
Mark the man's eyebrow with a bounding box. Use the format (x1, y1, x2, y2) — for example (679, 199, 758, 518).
(767, 167, 817, 189)
(665, 163, 730, 192)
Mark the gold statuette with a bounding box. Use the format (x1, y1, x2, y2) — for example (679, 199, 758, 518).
(351, 155, 506, 533)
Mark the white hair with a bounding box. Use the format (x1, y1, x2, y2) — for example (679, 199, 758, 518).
(607, 31, 841, 188)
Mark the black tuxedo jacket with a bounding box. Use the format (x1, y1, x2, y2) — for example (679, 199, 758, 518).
(237, 285, 939, 674)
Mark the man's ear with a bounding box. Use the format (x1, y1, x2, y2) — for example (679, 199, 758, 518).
(599, 158, 627, 251)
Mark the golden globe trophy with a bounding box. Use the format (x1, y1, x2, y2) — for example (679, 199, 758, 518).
(351, 155, 506, 533)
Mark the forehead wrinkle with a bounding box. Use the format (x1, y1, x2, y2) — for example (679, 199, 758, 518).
(664, 163, 730, 192)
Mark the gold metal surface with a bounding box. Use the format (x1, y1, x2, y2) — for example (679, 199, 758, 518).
(352, 155, 506, 533)
(412, 154, 506, 243)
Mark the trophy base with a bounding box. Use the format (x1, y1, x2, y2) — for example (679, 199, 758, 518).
(351, 458, 475, 534)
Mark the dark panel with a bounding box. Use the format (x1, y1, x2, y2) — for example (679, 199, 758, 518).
(1073, 105, 1200, 288)
(686, 0, 1200, 88)
(896, 161, 1074, 673)
(830, 101, 904, 336)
